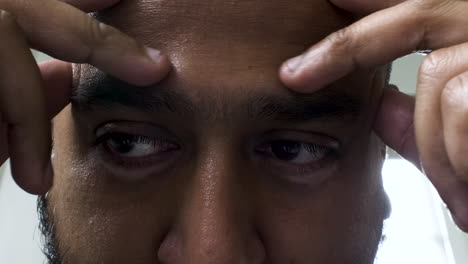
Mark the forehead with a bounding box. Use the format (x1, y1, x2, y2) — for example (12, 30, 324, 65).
(96, 0, 351, 68)
(77, 0, 375, 114)
(87, 0, 355, 90)
(98, 0, 350, 42)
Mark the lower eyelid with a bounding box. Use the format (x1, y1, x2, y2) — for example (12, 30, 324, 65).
(92, 144, 183, 183)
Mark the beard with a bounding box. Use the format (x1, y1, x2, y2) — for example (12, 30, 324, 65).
(38, 195, 62, 264)
(37, 195, 387, 264)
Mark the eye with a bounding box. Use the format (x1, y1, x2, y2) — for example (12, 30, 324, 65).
(258, 140, 332, 165)
(97, 133, 179, 158)
(254, 137, 340, 186)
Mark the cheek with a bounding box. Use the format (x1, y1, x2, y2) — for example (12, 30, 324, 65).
(49, 109, 176, 262)
(47, 99, 386, 263)
(254, 133, 386, 263)
(255, 187, 384, 263)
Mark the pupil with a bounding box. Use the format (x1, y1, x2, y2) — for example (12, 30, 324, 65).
(110, 134, 134, 153)
(271, 141, 301, 161)
(116, 142, 133, 153)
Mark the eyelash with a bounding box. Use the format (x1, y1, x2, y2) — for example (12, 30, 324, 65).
(256, 140, 336, 167)
(95, 133, 180, 167)
(95, 131, 335, 169)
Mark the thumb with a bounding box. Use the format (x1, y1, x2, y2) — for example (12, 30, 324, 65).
(373, 86, 420, 168)
(39, 60, 73, 119)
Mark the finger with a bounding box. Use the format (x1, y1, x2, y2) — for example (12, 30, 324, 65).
(373, 86, 420, 167)
(39, 60, 73, 118)
(1, 60, 72, 185)
(441, 71, 468, 182)
(0, 117, 7, 164)
(0, 11, 52, 194)
(330, 0, 406, 15)
(63, 0, 121, 12)
(3, 1, 171, 86)
(280, 0, 468, 92)
(416, 44, 468, 232)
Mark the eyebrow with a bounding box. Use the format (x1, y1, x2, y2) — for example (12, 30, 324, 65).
(71, 72, 362, 123)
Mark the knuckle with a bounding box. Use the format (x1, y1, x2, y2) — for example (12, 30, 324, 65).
(89, 19, 119, 46)
(77, 18, 121, 63)
(444, 73, 468, 101)
(410, 0, 452, 11)
(442, 71, 468, 109)
(443, 73, 468, 177)
(325, 27, 356, 54)
(418, 50, 451, 83)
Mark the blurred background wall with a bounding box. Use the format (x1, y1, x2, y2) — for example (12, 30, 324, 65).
(0, 51, 467, 263)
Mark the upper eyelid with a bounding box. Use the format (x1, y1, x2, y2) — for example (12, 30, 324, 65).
(95, 133, 163, 145)
(94, 121, 177, 139)
(257, 139, 337, 150)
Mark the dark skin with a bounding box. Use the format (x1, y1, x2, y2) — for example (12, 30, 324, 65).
(2, 0, 467, 263)
(281, 0, 468, 231)
(0, 0, 171, 194)
(48, 0, 389, 263)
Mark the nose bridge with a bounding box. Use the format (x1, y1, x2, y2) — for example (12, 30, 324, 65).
(178, 145, 262, 263)
(186, 147, 246, 262)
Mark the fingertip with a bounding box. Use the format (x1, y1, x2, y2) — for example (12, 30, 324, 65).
(11, 163, 51, 195)
(104, 48, 172, 87)
(447, 192, 468, 233)
(374, 86, 420, 166)
(279, 60, 321, 94)
(39, 60, 73, 118)
(39, 59, 73, 86)
(280, 45, 352, 93)
(134, 55, 172, 87)
(453, 211, 468, 233)
(43, 161, 54, 191)
(148, 52, 172, 83)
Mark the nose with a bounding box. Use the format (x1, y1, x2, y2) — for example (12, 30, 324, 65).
(157, 147, 266, 264)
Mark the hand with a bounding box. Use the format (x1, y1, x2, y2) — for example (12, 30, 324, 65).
(0, 0, 172, 195)
(279, 0, 468, 232)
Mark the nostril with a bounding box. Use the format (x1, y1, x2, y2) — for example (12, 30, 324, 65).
(158, 230, 183, 263)
(248, 231, 268, 264)
(158, 226, 268, 263)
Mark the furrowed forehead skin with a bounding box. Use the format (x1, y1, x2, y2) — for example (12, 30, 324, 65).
(94, 0, 352, 63)
(78, 0, 364, 108)
(70, 0, 385, 133)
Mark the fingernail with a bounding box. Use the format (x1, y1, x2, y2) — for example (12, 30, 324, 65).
(145, 47, 164, 64)
(285, 54, 304, 73)
(0, 10, 13, 20)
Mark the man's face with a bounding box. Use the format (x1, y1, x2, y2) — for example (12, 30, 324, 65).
(44, 0, 390, 263)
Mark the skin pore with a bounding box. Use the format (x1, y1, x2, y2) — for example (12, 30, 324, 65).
(41, 0, 391, 263)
